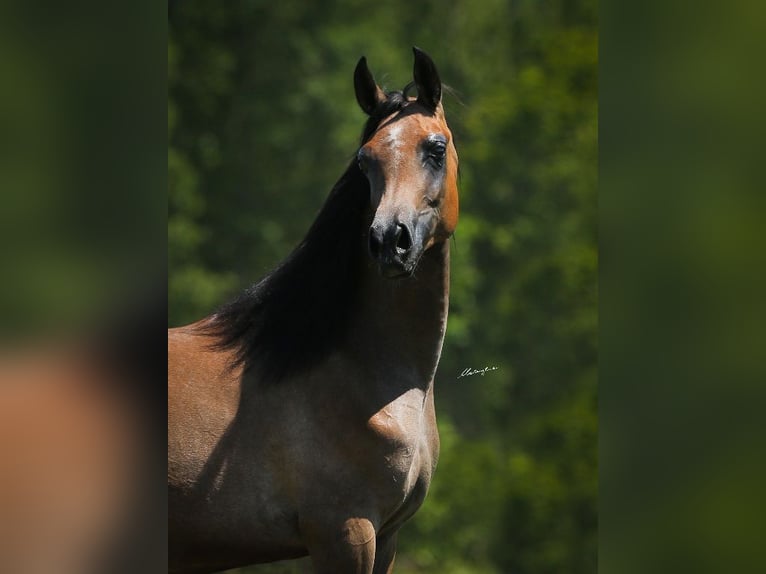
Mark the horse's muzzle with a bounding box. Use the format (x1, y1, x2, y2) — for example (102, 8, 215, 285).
(368, 221, 417, 277)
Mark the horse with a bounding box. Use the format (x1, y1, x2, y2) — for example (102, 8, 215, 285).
(0, 289, 166, 574)
(168, 47, 459, 574)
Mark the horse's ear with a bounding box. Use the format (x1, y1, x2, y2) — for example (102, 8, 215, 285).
(354, 56, 385, 116)
(412, 47, 441, 110)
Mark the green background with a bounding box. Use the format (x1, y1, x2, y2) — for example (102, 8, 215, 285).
(169, 1, 597, 572)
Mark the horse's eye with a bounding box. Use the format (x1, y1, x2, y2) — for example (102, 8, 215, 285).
(427, 144, 446, 168)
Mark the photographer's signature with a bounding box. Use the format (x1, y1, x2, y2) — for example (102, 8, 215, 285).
(457, 366, 499, 379)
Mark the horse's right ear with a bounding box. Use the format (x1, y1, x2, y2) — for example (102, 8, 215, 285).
(413, 47, 441, 111)
(354, 56, 386, 116)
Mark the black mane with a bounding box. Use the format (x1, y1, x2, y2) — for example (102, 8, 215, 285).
(204, 88, 412, 382)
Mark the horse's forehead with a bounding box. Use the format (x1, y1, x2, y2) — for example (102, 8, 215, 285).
(372, 110, 448, 150)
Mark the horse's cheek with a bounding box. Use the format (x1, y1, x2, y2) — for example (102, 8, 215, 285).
(440, 179, 459, 237)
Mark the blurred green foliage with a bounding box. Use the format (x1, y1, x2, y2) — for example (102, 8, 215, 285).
(0, 3, 164, 340)
(600, 2, 766, 573)
(169, 1, 596, 572)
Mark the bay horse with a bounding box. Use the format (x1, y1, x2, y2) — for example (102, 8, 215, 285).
(168, 47, 459, 574)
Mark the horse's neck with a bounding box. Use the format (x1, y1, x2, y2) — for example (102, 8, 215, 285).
(352, 241, 450, 388)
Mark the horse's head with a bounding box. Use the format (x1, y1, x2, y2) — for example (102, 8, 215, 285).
(354, 48, 459, 278)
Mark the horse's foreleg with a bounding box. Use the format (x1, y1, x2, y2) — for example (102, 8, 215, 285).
(372, 532, 397, 574)
(302, 515, 377, 574)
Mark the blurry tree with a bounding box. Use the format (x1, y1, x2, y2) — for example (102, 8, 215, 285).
(169, 1, 597, 572)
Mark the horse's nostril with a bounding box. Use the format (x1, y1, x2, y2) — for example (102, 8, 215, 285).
(395, 223, 412, 253)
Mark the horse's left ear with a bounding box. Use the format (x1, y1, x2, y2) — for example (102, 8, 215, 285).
(412, 47, 442, 110)
(354, 56, 386, 115)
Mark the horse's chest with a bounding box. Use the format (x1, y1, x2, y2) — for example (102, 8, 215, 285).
(361, 396, 437, 515)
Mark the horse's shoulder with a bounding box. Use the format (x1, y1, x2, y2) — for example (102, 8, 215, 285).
(365, 388, 429, 441)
